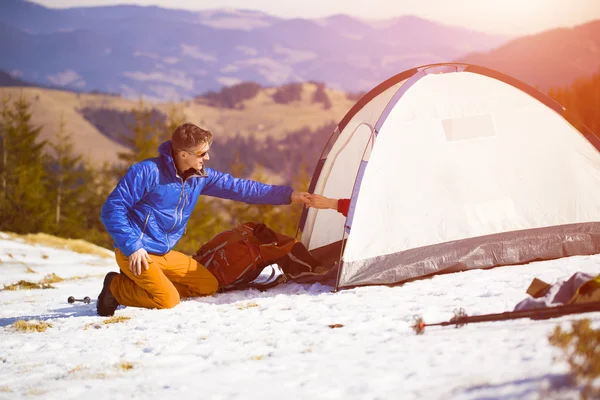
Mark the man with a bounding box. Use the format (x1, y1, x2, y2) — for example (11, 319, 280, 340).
(98, 122, 310, 316)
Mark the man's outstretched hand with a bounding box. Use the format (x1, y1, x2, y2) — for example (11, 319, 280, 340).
(291, 190, 311, 206)
(129, 248, 152, 276)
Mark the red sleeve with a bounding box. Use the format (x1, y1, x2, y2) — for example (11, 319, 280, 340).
(337, 198, 350, 217)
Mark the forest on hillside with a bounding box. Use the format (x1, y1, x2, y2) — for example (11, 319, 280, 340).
(0, 95, 315, 255)
(0, 70, 599, 254)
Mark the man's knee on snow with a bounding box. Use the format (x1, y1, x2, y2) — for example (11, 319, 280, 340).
(155, 291, 180, 309)
(203, 274, 219, 296)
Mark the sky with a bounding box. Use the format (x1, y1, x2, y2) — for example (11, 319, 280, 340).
(2, 232, 599, 398)
(31, 0, 600, 36)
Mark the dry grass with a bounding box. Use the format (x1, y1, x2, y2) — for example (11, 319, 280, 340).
(26, 388, 47, 396)
(2, 273, 63, 290)
(41, 273, 64, 284)
(237, 302, 259, 310)
(83, 323, 101, 330)
(251, 355, 264, 361)
(3, 280, 54, 290)
(549, 319, 600, 399)
(68, 365, 86, 374)
(0, 386, 12, 393)
(3, 273, 100, 291)
(103, 316, 130, 324)
(25, 266, 36, 273)
(118, 361, 134, 370)
(12, 320, 52, 332)
(5, 232, 112, 258)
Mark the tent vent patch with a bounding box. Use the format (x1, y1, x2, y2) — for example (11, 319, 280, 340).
(442, 114, 496, 141)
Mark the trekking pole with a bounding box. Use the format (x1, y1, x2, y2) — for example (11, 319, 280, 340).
(68, 296, 91, 304)
(412, 301, 600, 335)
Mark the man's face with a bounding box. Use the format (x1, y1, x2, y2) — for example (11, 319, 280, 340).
(179, 142, 210, 172)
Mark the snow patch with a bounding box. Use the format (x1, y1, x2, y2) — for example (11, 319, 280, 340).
(46, 69, 86, 88)
(221, 64, 240, 73)
(122, 70, 194, 89)
(133, 51, 160, 59)
(200, 17, 271, 31)
(180, 44, 217, 62)
(273, 44, 318, 64)
(147, 84, 185, 101)
(235, 45, 258, 56)
(216, 76, 243, 87)
(0, 233, 597, 399)
(239, 58, 296, 85)
(163, 57, 179, 64)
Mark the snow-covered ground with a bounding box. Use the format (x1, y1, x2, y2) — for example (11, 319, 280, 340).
(1, 232, 599, 400)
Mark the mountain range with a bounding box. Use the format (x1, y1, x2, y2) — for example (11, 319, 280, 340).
(0, 0, 508, 100)
(460, 20, 600, 91)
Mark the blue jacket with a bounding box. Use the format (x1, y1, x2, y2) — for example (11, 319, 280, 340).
(101, 141, 293, 256)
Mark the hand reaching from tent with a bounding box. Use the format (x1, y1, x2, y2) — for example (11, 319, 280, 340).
(129, 248, 152, 276)
(306, 194, 350, 217)
(306, 194, 339, 210)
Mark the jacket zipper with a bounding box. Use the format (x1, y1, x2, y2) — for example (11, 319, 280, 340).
(140, 213, 150, 240)
(166, 176, 187, 250)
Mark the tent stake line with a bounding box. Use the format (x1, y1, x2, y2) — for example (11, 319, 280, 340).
(412, 302, 600, 335)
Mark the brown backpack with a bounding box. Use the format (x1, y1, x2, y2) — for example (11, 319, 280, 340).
(193, 222, 324, 290)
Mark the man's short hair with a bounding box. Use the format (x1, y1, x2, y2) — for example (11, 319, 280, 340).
(171, 123, 213, 151)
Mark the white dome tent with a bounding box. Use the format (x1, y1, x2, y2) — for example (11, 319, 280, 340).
(299, 63, 600, 290)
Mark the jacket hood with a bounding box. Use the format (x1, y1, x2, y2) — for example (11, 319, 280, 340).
(158, 140, 207, 178)
(158, 141, 178, 179)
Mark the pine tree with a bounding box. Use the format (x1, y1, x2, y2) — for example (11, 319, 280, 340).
(221, 151, 260, 225)
(76, 160, 116, 248)
(0, 93, 51, 233)
(162, 103, 186, 143)
(548, 68, 600, 135)
(0, 93, 11, 202)
(45, 114, 87, 234)
(115, 99, 161, 177)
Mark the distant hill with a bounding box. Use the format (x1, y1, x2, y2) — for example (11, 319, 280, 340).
(0, 82, 353, 182)
(0, 0, 507, 100)
(458, 20, 600, 90)
(0, 70, 30, 87)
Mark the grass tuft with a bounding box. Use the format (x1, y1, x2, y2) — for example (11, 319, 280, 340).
(237, 302, 259, 310)
(40, 273, 64, 284)
(118, 361, 134, 370)
(1, 273, 93, 291)
(549, 319, 600, 399)
(68, 365, 86, 374)
(12, 320, 52, 332)
(103, 316, 130, 325)
(5, 232, 112, 258)
(26, 388, 47, 396)
(2, 280, 55, 291)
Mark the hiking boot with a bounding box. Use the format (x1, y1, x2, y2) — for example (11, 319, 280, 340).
(97, 272, 119, 317)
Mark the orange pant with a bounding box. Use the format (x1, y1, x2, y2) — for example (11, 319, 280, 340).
(110, 248, 219, 309)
